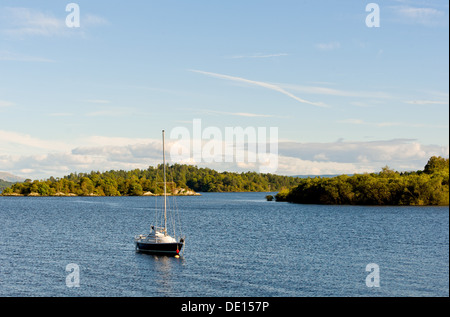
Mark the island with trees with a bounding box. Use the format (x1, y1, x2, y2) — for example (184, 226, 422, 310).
(2, 156, 448, 206)
(1, 164, 302, 197)
(275, 156, 449, 206)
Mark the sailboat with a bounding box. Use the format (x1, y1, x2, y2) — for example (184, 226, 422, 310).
(134, 130, 185, 256)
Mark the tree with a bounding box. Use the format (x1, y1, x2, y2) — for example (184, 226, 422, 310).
(275, 157, 449, 206)
(80, 177, 94, 195)
(37, 183, 51, 196)
(424, 156, 449, 174)
(128, 181, 143, 196)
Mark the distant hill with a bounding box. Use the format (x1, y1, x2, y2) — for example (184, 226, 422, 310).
(0, 172, 25, 183)
(0, 179, 15, 193)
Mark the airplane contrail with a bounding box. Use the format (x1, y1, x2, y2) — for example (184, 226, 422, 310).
(190, 69, 328, 108)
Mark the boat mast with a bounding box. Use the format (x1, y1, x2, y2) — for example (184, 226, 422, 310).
(162, 130, 167, 235)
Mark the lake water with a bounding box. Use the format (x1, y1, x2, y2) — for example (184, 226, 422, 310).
(0, 193, 448, 297)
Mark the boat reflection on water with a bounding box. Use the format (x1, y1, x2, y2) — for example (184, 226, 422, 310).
(133, 251, 185, 296)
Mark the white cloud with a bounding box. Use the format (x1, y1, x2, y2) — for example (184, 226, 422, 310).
(349, 101, 373, 108)
(390, 5, 448, 26)
(404, 100, 449, 105)
(82, 135, 157, 148)
(1, 7, 65, 37)
(0, 152, 128, 180)
(277, 156, 366, 176)
(1, 129, 448, 180)
(339, 118, 449, 129)
(278, 139, 449, 171)
(228, 53, 289, 59)
(0, 130, 73, 155)
(0, 100, 15, 108)
(0, 7, 108, 38)
(280, 83, 392, 99)
(315, 41, 341, 51)
(83, 14, 109, 27)
(0, 133, 164, 179)
(190, 69, 328, 108)
(313, 153, 330, 161)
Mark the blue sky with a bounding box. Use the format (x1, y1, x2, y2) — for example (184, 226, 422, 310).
(0, 0, 448, 179)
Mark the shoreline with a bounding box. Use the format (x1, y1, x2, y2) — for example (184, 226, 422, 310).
(1, 191, 281, 197)
(0, 192, 202, 197)
(1, 192, 448, 206)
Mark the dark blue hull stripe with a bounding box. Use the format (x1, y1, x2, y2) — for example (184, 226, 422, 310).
(135, 242, 183, 255)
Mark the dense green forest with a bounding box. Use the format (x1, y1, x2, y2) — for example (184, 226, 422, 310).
(275, 156, 449, 206)
(1, 164, 302, 197)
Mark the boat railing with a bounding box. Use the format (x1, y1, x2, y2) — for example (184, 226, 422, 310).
(135, 234, 146, 240)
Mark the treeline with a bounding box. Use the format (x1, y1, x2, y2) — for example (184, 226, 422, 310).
(275, 156, 449, 206)
(1, 164, 302, 197)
